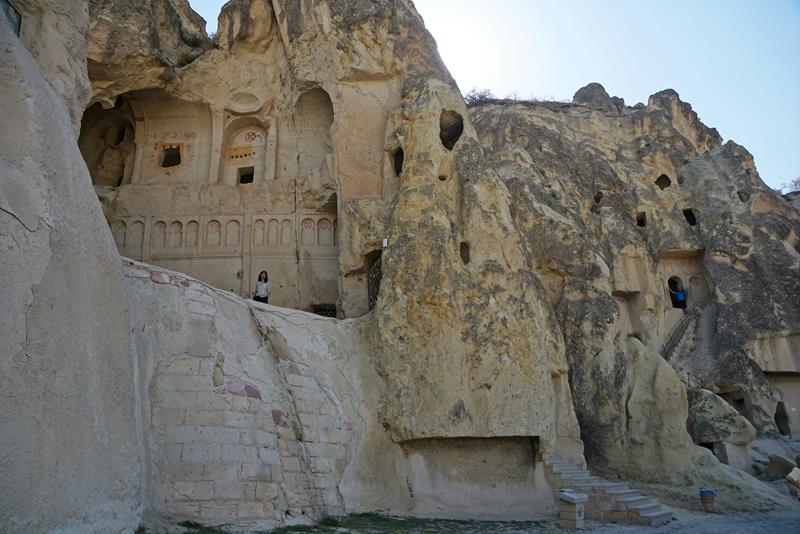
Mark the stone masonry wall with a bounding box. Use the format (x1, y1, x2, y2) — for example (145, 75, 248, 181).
(125, 261, 354, 527)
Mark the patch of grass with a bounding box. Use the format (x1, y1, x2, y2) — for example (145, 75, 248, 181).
(266, 513, 553, 533)
(178, 520, 232, 533)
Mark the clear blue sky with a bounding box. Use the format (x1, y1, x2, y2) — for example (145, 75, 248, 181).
(190, 0, 799, 189)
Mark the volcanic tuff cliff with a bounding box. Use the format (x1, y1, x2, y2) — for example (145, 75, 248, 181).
(1, 1, 799, 532)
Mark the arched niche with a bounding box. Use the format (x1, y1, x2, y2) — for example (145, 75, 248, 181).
(279, 87, 334, 179)
(219, 117, 268, 186)
(78, 100, 136, 187)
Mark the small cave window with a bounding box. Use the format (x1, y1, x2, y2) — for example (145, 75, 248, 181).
(699, 442, 728, 464)
(160, 145, 182, 168)
(1, 0, 21, 36)
(439, 175, 448, 181)
(593, 191, 604, 204)
(312, 306, 337, 318)
(238, 166, 254, 184)
(655, 174, 672, 190)
(737, 191, 750, 203)
(719, 392, 748, 417)
(392, 148, 404, 177)
(636, 211, 647, 227)
(775, 401, 791, 436)
(459, 242, 470, 264)
(682, 208, 697, 226)
(439, 109, 464, 151)
(667, 276, 686, 309)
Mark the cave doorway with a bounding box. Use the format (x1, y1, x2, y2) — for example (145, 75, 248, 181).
(78, 101, 137, 187)
(667, 276, 687, 309)
(775, 401, 792, 436)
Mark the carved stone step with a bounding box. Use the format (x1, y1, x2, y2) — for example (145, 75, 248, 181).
(627, 500, 661, 514)
(638, 509, 673, 526)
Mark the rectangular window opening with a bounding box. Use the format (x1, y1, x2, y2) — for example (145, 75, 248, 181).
(238, 166, 255, 184)
(312, 306, 337, 318)
(636, 211, 647, 227)
(160, 146, 182, 168)
(682, 208, 697, 226)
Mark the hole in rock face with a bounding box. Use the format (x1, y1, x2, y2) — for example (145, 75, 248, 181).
(312, 306, 337, 318)
(439, 175, 447, 181)
(655, 174, 672, 190)
(775, 401, 791, 436)
(636, 211, 647, 227)
(682, 208, 697, 226)
(594, 191, 604, 203)
(160, 146, 181, 168)
(667, 276, 686, 308)
(439, 110, 464, 150)
(460, 242, 470, 264)
(238, 166, 254, 184)
(392, 148, 404, 177)
(737, 191, 750, 202)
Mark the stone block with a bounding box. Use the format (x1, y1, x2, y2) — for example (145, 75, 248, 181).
(165, 358, 200, 376)
(164, 443, 184, 462)
(222, 444, 259, 462)
(170, 374, 213, 392)
(295, 399, 322, 413)
(200, 426, 242, 444)
(184, 408, 225, 427)
(187, 300, 216, 316)
(181, 443, 222, 463)
(240, 462, 270, 481)
(158, 391, 197, 409)
(185, 288, 214, 304)
(214, 481, 255, 500)
(287, 374, 316, 388)
(256, 482, 281, 502)
(200, 501, 238, 523)
(158, 407, 186, 426)
(604, 509, 626, 522)
(202, 462, 241, 480)
(224, 410, 257, 428)
(240, 429, 276, 448)
(310, 457, 331, 473)
(237, 501, 265, 520)
(560, 509, 584, 521)
(194, 391, 233, 411)
(168, 501, 201, 517)
(174, 481, 214, 501)
(559, 517, 584, 529)
(258, 447, 281, 465)
(169, 461, 205, 481)
(559, 502, 584, 518)
(281, 456, 302, 472)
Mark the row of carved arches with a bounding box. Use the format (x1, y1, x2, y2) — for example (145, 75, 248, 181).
(300, 218, 337, 247)
(112, 217, 341, 253)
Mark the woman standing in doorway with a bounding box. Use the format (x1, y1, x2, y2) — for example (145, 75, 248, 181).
(253, 271, 269, 304)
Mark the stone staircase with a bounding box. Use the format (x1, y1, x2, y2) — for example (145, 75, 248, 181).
(545, 457, 673, 526)
(660, 294, 713, 360)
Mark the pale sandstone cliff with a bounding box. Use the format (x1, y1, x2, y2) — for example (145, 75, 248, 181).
(469, 85, 800, 479)
(0, 3, 142, 532)
(1, 0, 799, 532)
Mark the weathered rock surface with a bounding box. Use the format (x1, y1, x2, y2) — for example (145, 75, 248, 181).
(0, 5, 142, 532)
(687, 389, 756, 446)
(469, 84, 800, 482)
(2, 0, 799, 531)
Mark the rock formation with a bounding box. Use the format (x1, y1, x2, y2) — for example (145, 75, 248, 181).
(1, 0, 799, 532)
(469, 87, 800, 480)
